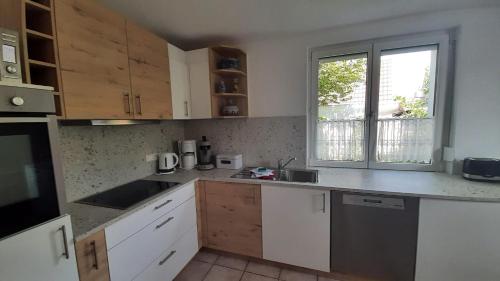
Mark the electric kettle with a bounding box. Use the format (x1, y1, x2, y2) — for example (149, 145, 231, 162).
(158, 152, 179, 174)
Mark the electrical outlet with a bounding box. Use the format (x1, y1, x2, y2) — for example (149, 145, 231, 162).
(146, 153, 158, 162)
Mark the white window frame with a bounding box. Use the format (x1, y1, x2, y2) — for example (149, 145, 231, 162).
(307, 30, 453, 171)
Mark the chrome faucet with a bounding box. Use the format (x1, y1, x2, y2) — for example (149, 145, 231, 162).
(278, 157, 297, 171)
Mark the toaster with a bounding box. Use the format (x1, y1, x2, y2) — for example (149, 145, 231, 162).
(463, 158, 500, 182)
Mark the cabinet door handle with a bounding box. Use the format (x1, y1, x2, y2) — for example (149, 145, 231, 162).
(123, 93, 131, 114)
(159, 251, 176, 266)
(154, 199, 172, 210)
(155, 217, 174, 230)
(135, 95, 142, 115)
(90, 241, 99, 270)
(322, 193, 326, 213)
(184, 101, 189, 116)
(59, 225, 70, 260)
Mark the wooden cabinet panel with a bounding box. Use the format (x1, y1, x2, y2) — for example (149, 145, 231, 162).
(126, 21, 172, 119)
(55, 0, 132, 119)
(204, 181, 262, 258)
(75, 230, 110, 281)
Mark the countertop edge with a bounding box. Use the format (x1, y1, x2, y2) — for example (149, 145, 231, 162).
(69, 168, 500, 241)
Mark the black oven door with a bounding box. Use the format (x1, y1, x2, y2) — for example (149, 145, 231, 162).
(0, 118, 60, 239)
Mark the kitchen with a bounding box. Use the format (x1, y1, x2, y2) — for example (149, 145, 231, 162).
(1, 0, 500, 281)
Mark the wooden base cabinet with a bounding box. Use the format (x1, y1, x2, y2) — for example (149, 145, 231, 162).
(75, 230, 110, 281)
(415, 199, 500, 281)
(261, 185, 330, 272)
(0, 215, 79, 281)
(202, 181, 263, 258)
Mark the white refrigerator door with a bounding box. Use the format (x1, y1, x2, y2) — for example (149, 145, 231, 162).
(0, 215, 79, 281)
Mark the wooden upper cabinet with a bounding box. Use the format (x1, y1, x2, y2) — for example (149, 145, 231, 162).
(75, 230, 111, 281)
(203, 181, 263, 258)
(126, 21, 172, 119)
(55, 0, 132, 119)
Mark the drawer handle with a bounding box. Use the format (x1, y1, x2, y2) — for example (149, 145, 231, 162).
(90, 241, 99, 270)
(363, 199, 383, 204)
(159, 250, 176, 266)
(154, 200, 173, 210)
(155, 217, 174, 230)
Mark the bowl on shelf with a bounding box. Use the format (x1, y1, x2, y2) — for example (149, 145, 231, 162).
(222, 105, 240, 116)
(217, 58, 240, 70)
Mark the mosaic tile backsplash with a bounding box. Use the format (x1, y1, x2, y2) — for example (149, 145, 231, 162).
(59, 122, 184, 202)
(59, 116, 306, 202)
(184, 116, 307, 169)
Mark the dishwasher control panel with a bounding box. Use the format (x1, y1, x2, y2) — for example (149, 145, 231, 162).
(342, 194, 405, 210)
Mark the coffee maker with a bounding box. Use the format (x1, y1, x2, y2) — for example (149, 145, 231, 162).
(198, 136, 215, 170)
(177, 140, 197, 170)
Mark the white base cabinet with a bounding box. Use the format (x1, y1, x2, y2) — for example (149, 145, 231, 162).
(108, 197, 197, 280)
(261, 184, 330, 272)
(415, 198, 500, 281)
(134, 227, 198, 281)
(106, 182, 198, 281)
(0, 215, 79, 281)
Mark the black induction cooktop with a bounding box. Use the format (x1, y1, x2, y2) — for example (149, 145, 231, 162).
(76, 180, 180, 210)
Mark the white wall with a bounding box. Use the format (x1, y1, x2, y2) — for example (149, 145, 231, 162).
(238, 7, 500, 160)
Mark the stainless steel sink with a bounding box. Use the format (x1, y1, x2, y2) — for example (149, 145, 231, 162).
(231, 168, 319, 184)
(278, 169, 319, 183)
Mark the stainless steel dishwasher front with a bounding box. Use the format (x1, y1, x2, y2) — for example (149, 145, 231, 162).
(331, 191, 419, 281)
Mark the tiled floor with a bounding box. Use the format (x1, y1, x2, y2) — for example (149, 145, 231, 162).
(174, 249, 339, 281)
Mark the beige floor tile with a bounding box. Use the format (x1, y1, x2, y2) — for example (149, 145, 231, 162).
(174, 260, 211, 281)
(193, 250, 218, 264)
(279, 269, 317, 281)
(203, 265, 243, 281)
(245, 261, 281, 278)
(318, 276, 340, 281)
(215, 255, 248, 271)
(241, 272, 278, 281)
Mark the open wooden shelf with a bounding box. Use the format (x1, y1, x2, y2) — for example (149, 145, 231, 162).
(26, 28, 53, 40)
(216, 116, 248, 119)
(213, 69, 247, 76)
(213, 93, 248, 98)
(29, 59, 57, 68)
(209, 46, 248, 118)
(25, 0, 51, 12)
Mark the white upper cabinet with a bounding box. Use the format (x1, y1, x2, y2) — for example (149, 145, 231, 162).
(0, 215, 79, 281)
(416, 198, 500, 281)
(169, 43, 192, 119)
(187, 48, 212, 119)
(261, 184, 331, 272)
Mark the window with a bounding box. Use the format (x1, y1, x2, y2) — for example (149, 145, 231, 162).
(308, 31, 451, 171)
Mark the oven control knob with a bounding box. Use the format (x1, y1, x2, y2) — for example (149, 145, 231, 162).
(11, 96, 24, 106)
(6, 65, 17, 74)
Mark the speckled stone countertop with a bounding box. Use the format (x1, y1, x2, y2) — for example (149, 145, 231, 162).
(67, 168, 500, 241)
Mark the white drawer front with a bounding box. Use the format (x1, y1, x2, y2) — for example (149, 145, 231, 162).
(108, 197, 197, 281)
(106, 181, 195, 249)
(134, 227, 198, 281)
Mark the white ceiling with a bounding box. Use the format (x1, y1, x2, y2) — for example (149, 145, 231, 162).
(99, 0, 498, 49)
